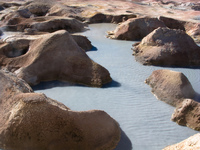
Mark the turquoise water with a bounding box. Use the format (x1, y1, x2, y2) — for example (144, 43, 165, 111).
(33, 24, 199, 150)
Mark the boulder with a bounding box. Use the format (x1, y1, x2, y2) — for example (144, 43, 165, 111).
(133, 27, 200, 66)
(17, 8, 32, 18)
(47, 4, 85, 21)
(0, 70, 120, 150)
(72, 35, 93, 51)
(107, 17, 166, 41)
(163, 133, 200, 150)
(30, 16, 86, 33)
(171, 99, 200, 130)
(23, 2, 51, 16)
(145, 70, 196, 107)
(0, 30, 112, 87)
(87, 12, 137, 24)
(158, 16, 200, 43)
(2, 15, 87, 33)
(158, 16, 185, 31)
(184, 22, 200, 43)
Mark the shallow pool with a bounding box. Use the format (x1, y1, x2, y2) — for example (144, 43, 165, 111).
(33, 24, 199, 150)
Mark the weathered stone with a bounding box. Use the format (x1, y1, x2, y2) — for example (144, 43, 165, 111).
(158, 16, 185, 31)
(133, 27, 200, 66)
(0, 70, 120, 150)
(107, 17, 166, 41)
(87, 12, 137, 24)
(17, 8, 32, 18)
(0, 30, 111, 87)
(145, 70, 196, 107)
(171, 99, 200, 130)
(24, 2, 51, 16)
(72, 35, 93, 51)
(163, 133, 200, 150)
(1, 15, 86, 33)
(31, 16, 86, 33)
(47, 4, 85, 21)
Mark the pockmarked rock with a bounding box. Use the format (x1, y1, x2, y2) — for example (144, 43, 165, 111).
(145, 70, 196, 107)
(133, 27, 200, 67)
(171, 99, 200, 131)
(107, 17, 166, 41)
(0, 30, 112, 87)
(0, 70, 120, 150)
(163, 133, 200, 150)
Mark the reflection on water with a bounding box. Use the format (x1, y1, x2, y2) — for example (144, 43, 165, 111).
(33, 24, 199, 150)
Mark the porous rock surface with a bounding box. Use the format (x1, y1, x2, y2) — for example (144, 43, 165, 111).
(163, 133, 200, 150)
(145, 69, 196, 107)
(171, 99, 200, 131)
(133, 27, 200, 67)
(0, 30, 112, 87)
(0, 70, 120, 150)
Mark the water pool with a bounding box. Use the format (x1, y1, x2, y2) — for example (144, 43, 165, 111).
(33, 24, 199, 150)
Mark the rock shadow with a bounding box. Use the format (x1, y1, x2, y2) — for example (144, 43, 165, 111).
(88, 46, 98, 51)
(114, 128, 132, 150)
(32, 79, 121, 90)
(102, 80, 121, 88)
(32, 80, 75, 91)
(194, 92, 200, 103)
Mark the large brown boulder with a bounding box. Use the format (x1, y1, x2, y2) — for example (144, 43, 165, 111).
(171, 99, 200, 131)
(163, 133, 200, 150)
(159, 16, 200, 43)
(0, 70, 120, 150)
(0, 30, 112, 87)
(133, 27, 200, 67)
(145, 70, 196, 107)
(107, 17, 166, 41)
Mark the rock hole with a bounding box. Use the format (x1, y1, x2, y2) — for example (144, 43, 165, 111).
(4, 39, 31, 58)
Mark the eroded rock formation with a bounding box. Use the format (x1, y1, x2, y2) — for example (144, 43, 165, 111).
(0, 30, 112, 87)
(133, 27, 200, 67)
(107, 17, 166, 41)
(159, 16, 200, 43)
(87, 13, 137, 24)
(171, 99, 200, 130)
(163, 133, 200, 150)
(0, 70, 120, 150)
(145, 69, 196, 107)
(1, 15, 87, 33)
(146, 69, 200, 131)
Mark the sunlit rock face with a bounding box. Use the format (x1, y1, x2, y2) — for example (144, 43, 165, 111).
(107, 17, 166, 41)
(163, 133, 200, 150)
(133, 27, 200, 67)
(145, 69, 196, 107)
(0, 30, 112, 87)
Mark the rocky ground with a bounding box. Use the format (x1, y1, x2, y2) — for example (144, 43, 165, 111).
(0, 0, 200, 149)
